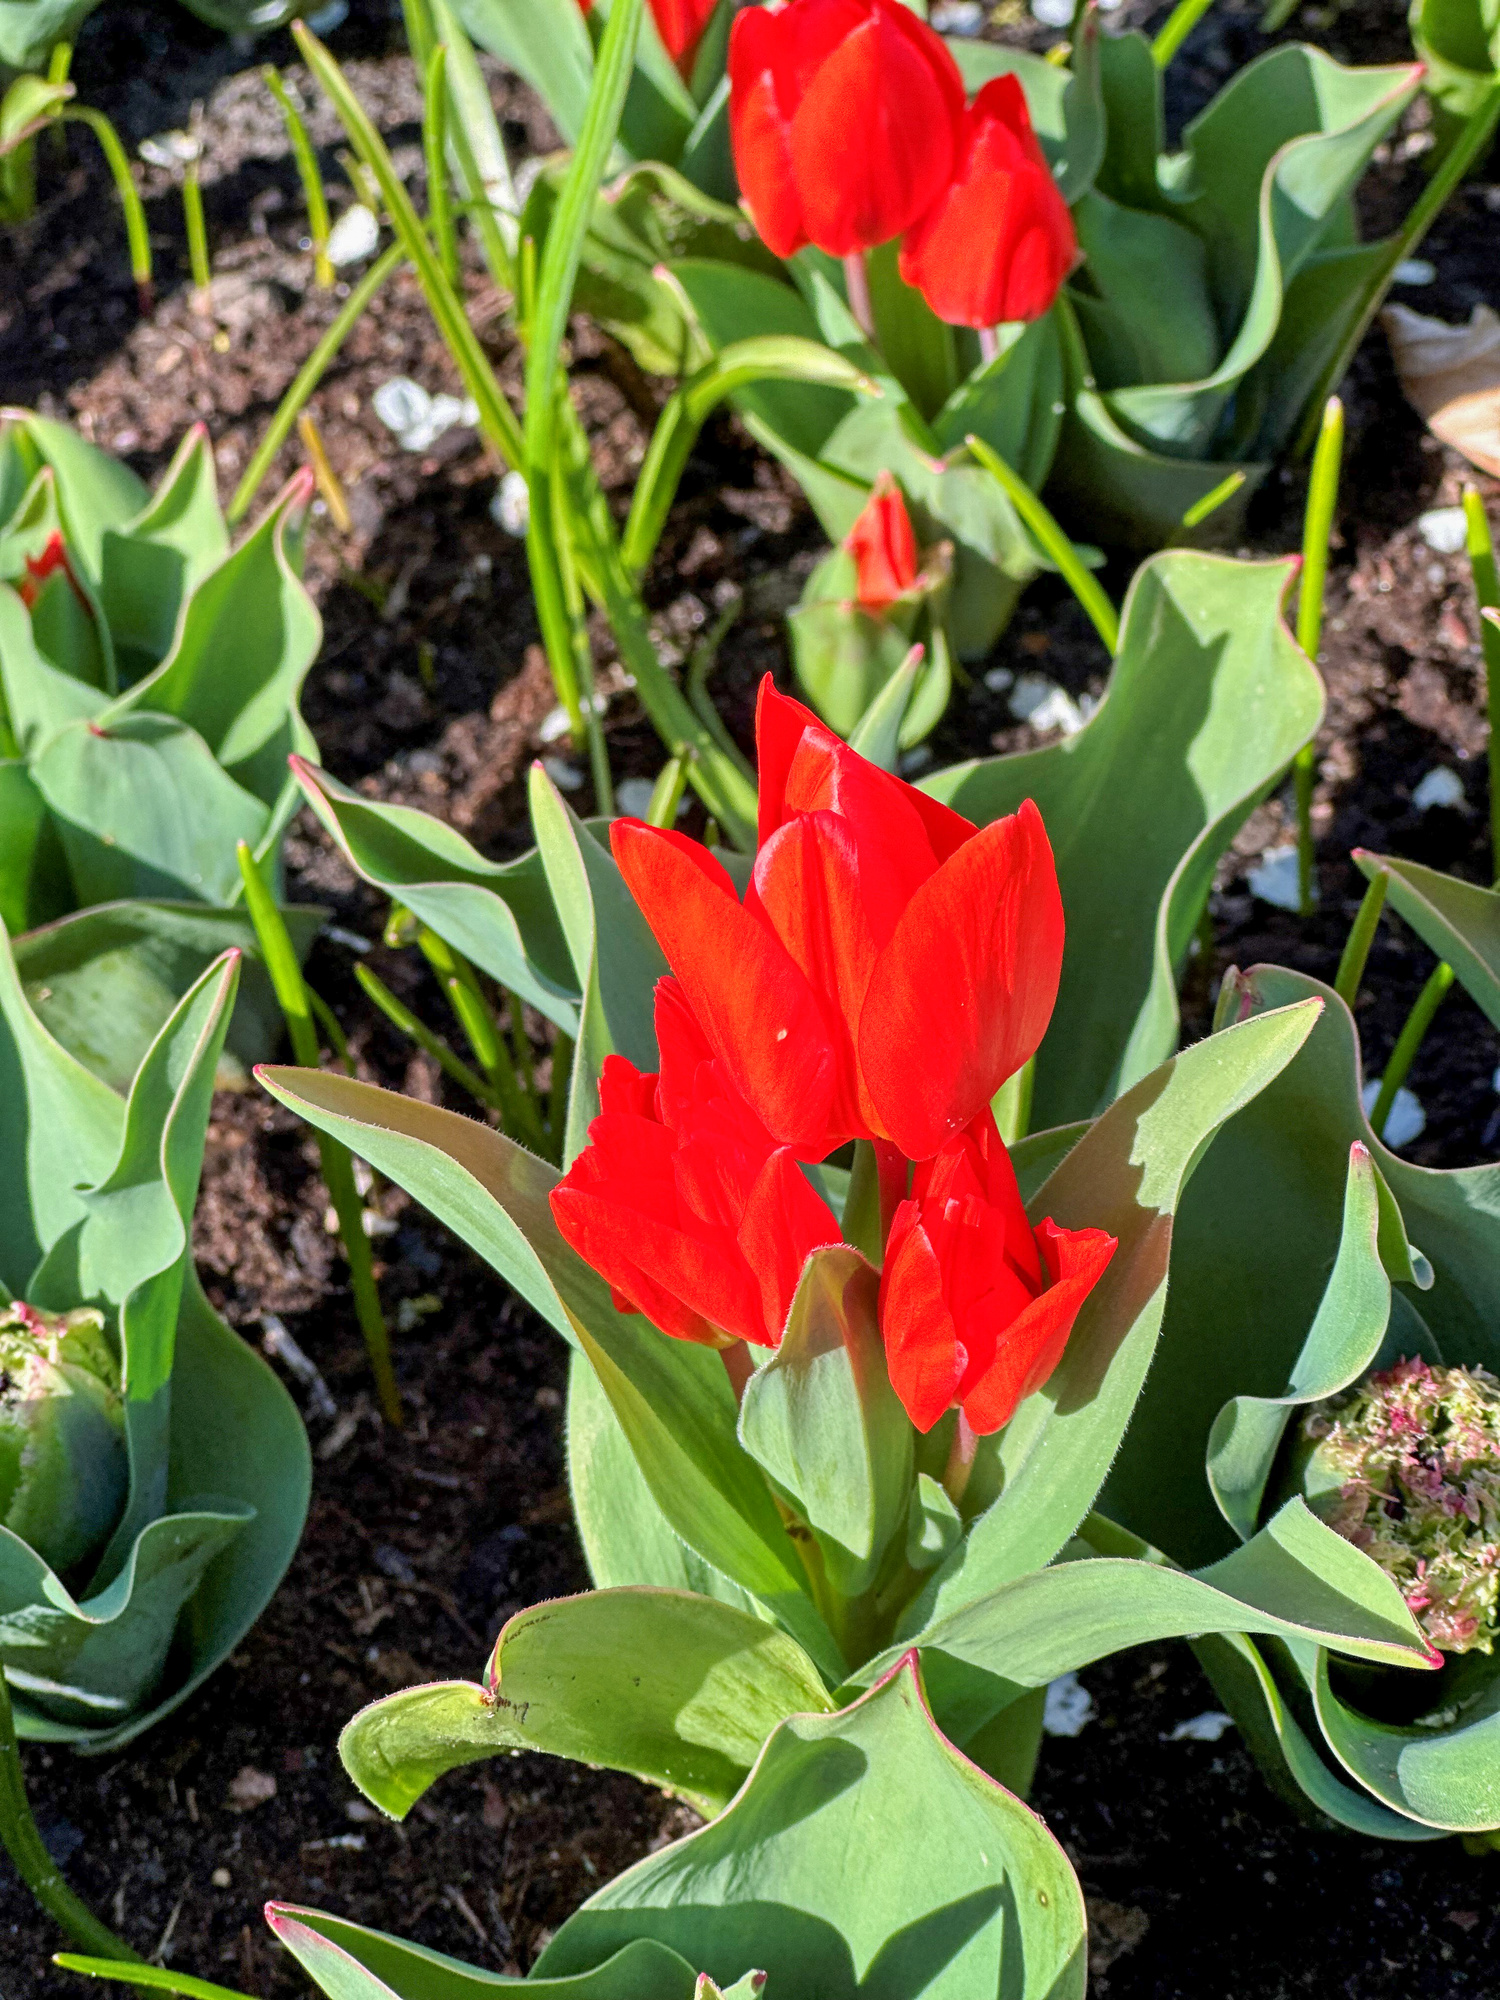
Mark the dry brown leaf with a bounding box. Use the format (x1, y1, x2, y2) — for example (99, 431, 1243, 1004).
(1383, 303, 1500, 478)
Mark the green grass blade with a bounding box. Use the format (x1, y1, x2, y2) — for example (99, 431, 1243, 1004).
(966, 431, 1119, 654)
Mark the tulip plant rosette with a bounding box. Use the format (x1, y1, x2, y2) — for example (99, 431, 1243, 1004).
(0, 410, 324, 1091)
(0, 927, 308, 1751)
(261, 677, 1437, 1919)
(1097, 847, 1500, 1844)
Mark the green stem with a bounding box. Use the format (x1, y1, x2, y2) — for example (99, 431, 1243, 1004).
(548, 1030, 573, 1157)
(1369, 961, 1455, 1142)
(0, 1673, 140, 1961)
(228, 242, 403, 524)
(1294, 396, 1343, 917)
(264, 65, 334, 288)
(294, 24, 524, 471)
(965, 432, 1120, 654)
(182, 161, 211, 295)
(1152, 0, 1217, 67)
(355, 961, 498, 1108)
(1464, 488, 1500, 884)
(1334, 867, 1388, 1012)
(62, 108, 152, 312)
(646, 755, 690, 828)
(1180, 468, 1246, 532)
(423, 44, 460, 288)
(46, 39, 71, 158)
(236, 845, 402, 1426)
(1294, 77, 1500, 459)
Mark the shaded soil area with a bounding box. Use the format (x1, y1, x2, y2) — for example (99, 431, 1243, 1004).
(4, 0, 1500, 1993)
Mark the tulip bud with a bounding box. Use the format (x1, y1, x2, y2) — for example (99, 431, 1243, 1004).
(787, 476, 953, 741)
(898, 75, 1076, 330)
(0, 1301, 127, 1578)
(16, 531, 76, 611)
(1299, 1358, 1500, 1655)
(575, 0, 717, 76)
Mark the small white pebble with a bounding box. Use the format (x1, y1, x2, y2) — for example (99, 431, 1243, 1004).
(1412, 766, 1467, 812)
(542, 756, 585, 792)
(1168, 1711, 1235, 1743)
(1394, 259, 1437, 286)
(931, 0, 984, 30)
(139, 129, 200, 168)
(1011, 673, 1086, 736)
(1043, 1672, 1095, 1738)
(326, 203, 380, 269)
(490, 469, 530, 537)
(1362, 1079, 1426, 1148)
(615, 777, 657, 819)
(983, 666, 1014, 693)
(1417, 506, 1467, 554)
(1247, 844, 1301, 912)
(1030, 0, 1073, 22)
(537, 695, 607, 746)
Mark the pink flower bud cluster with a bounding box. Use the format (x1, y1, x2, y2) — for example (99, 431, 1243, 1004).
(1303, 1357, 1500, 1655)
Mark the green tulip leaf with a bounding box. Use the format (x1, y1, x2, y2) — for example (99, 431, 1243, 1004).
(926, 549, 1322, 1127)
(269, 1906, 699, 1998)
(340, 1586, 832, 1820)
(252, 1066, 835, 1671)
(104, 473, 319, 812)
(897, 997, 1322, 1638)
(537, 1653, 1086, 2000)
(738, 1245, 910, 1599)
(0, 410, 146, 580)
(0, 755, 66, 935)
(1355, 849, 1500, 1034)
(291, 759, 580, 1034)
(97, 423, 230, 677)
(31, 712, 270, 907)
(14, 898, 324, 1092)
(0, 559, 109, 753)
(1206, 1140, 1394, 1543)
(1311, 1642, 1500, 1832)
(53, 1959, 260, 2000)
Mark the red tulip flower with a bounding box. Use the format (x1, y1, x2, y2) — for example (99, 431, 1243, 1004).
(899, 75, 1076, 329)
(574, 0, 718, 77)
(880, 1107, 1116, 1435)
(16, 531, 80, 613)
(611, 678, 1064, 1162)
(550, 979, 842, 1350)
(846, 474, 918, 610)
(727, 0, 966, 260)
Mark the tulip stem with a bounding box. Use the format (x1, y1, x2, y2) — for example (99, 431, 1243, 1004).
(1293, 395, 1343, 917)
(943, 1412, 978, 1511)
(1151, 0, 1217, 68)
(843, 251, 875, 342)
(237, 844, 403, 1426)
(0, 1673, 141, 1962)
(1462, 488, 1500, 883)
(1333, 866, 1388, 1012)
(1368, 961, 1455, 1143)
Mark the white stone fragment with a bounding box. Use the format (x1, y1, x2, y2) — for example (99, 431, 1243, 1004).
(372, 376, 478, 453)
(615, 778, 657, 819)
(1394, 259, 1437, 286)
(1043, 1672, 1095, 1738)
(541, 756, 585, 792)
(1248, 844, 1301, 911)
(1011, 672, 1087, 736)
(490, 469, 530, 537)
(1412, 766, 1467, 812)
(326, 203, 380, 269)
(1362, 1080, 1427, 1148)
(1417, 506, 1468, 554)
(1168, 1711, 1235, 1743)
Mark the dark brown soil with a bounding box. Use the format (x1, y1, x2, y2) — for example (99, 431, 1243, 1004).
(4, 0, 1500, 1994)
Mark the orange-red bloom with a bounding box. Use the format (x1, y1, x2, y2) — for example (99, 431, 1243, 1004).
(880, 1108, 1116, 1435)
(549, 980, 841, 1349)
(727, 0, 965, 260)
(898, 74, 1076, 328)
(846, 474, 918, 609)
(16, 530, 78, 612)
(611, 679, 1064, 1162)
(575, 0, 718, 77)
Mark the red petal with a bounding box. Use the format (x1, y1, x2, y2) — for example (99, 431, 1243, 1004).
(550, 1186, 762, 1348)
(859, 799, 1063, 1159)
(878, 1204, 967, 1432)
(598, 1052, 660, 1122)
(737, 1148, 844, 1345)
(612, 817, 838, 1152)
(728, 8, 811, 258)
(959, 1221, 1117, 1435)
